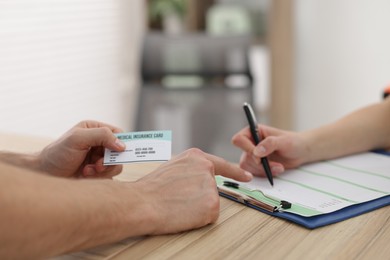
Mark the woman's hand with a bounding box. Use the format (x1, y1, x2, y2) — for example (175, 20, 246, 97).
(232, 125, 310, 177)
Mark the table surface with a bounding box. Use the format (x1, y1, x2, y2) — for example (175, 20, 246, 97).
(1, 133, 389, 260)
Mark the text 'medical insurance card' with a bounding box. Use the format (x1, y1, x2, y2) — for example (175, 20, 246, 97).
(104, 130, 172, 165)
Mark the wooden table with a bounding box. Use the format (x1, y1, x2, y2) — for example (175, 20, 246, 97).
(1, 133, 389, 260)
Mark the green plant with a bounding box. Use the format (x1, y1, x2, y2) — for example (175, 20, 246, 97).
(149, 0, 187, 21)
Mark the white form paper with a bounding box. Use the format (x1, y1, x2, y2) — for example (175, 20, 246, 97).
(235, 152, 390, 216)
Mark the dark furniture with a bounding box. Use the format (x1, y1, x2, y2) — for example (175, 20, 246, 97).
(136, 32, 254, 162)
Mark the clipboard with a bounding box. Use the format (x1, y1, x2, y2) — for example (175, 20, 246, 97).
(217, 152, 390, 229)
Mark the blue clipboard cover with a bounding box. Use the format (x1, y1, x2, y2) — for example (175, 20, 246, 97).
(219, 190, 390, 229)
(218, 151, 390, 229)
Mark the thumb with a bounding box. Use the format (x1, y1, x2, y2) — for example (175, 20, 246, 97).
(76, 127, 126, 151)
(253, 136, 279, 158)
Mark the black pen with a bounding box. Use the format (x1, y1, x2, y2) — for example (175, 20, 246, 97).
(243, 102, 274, 186)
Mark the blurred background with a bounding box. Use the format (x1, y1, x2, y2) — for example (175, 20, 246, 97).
(1, 0, 390, 162)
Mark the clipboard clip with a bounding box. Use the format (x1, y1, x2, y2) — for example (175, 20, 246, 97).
(218, 181, 292, 213)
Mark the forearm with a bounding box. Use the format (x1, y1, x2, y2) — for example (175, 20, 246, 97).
(302, 99, 390, 163)
(0, 163, 155, 259)
(0, 151, 42, 173)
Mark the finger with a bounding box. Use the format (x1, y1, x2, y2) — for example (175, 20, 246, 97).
(82, 165, 98, 177)
(94, 157, 108, 173)
(239, 153, 285, 177)
(73, 127, 126, 151)
(231, 127, 256, 153)
(239, 161, 263, 177)
(93, 157, 123, 176)
(239, 152, 262, 173)
(269, 162, 285, 176)
(76, 120, 124, 133)
(255, 125, 293, 154)
(96, 165, 123, 179)
(253, 136, 280, 158)
(259, 124, 286, 138)
(82, 163, 123, 178)
(203, 153, 253, 182)
(94, 157, 123, 174)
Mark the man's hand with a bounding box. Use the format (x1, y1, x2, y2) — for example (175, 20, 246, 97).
(38, 120, 126, 178)
(134, 148, 253, 235)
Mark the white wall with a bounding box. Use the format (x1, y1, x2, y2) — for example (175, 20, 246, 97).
(0, 1, 145, 139)
(294, 0, 390, 131)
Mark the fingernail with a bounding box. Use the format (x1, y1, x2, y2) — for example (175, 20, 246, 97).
(244, 171, 253, 179)
(115, 138, 126, 149)
(271, 166, 284, 176)
(253, 145, 266, 157)
(84, 166, 96, 176)
(96, 164, 107, 173)
(251, 154, 261, 164)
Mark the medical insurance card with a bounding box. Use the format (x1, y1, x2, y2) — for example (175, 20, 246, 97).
(104, 130, 172, 165)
